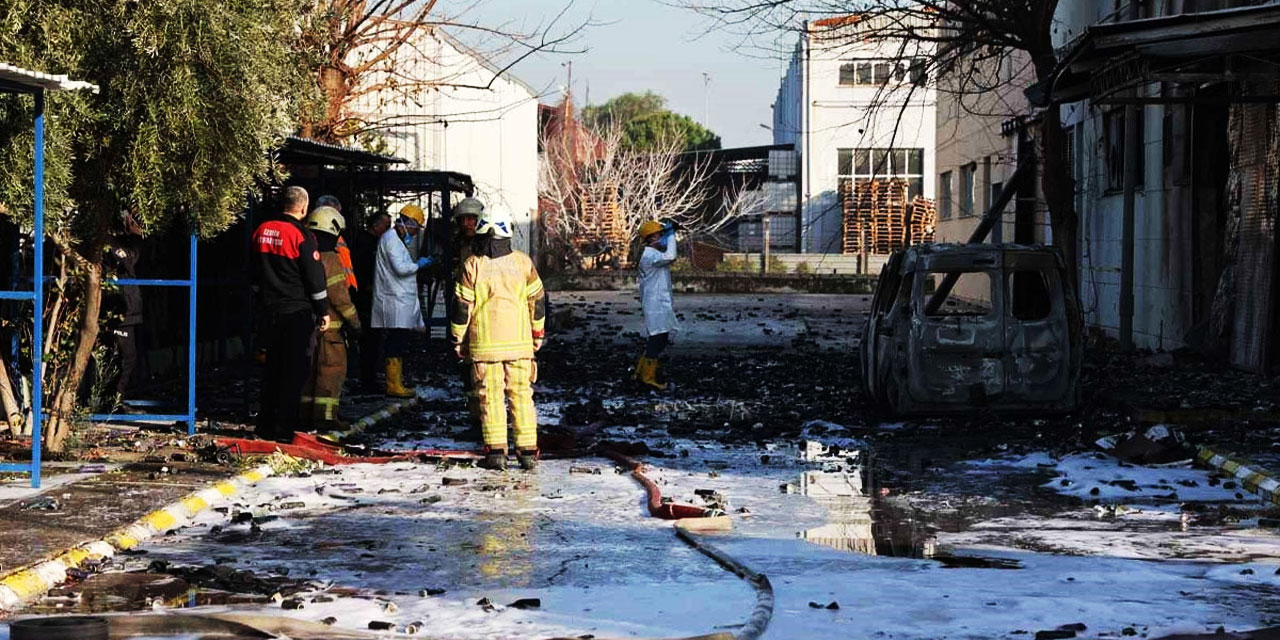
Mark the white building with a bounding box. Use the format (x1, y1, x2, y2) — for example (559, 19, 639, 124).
(350, 28, 541, 254)
(772, 14, 937, 256)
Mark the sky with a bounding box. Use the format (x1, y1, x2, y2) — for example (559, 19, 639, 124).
(462, 0, 787, 148)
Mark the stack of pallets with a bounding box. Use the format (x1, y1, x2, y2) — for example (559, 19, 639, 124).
(841, 180, 937, 254)
(906, 195, 936, 246)
(579, 181, 628, 250)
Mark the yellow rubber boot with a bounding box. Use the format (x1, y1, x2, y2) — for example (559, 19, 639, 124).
(631, 356, 646, 382)
(384, 358, 415, 398)
(638, 357, 667, 392)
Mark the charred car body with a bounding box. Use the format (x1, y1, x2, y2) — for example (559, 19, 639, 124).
(860, 243, 1082, 415)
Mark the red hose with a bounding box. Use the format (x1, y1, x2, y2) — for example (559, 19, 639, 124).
(600, 449, 716, 520)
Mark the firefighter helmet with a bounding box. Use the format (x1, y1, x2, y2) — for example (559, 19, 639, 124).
(305, 206, 345, 236)
(476, 208, 513, 238)
(454, 197, 484, 219)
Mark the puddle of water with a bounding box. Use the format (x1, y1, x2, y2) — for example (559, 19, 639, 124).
(794, 445, 937, 558)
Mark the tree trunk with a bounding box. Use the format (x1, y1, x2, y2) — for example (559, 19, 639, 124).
(1039, 108, 1079, 286)
(44, 264, 102, 453)
(0, 355, 23, 438)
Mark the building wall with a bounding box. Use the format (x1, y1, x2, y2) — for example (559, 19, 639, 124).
(932, 51, 1035, 303)
(774, 16, 936, 257)
(351, 30, 540, 255)
(1056, 1, 1203, 351)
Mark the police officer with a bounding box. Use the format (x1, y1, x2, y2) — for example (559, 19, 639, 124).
(251, 186, 329, 442)
(298, 206, 361, 430)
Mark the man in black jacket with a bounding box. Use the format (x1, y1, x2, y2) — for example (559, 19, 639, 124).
(251, 186, 329, 442)
(349, 211, 391, 392)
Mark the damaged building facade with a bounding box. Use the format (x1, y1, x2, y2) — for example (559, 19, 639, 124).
(1046, 0, 1280, 372)
(935, 1, 1280, 373)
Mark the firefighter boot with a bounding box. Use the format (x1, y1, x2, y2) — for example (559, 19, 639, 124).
(638, 357, 667, 392)
(479, 449, 507, 471)
(516, 448, 539, 471)
(384, 358, 415, 398)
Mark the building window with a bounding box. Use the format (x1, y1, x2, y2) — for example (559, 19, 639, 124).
(960, 163, 977, 217)
(940, 171, 953, 220)
(990, 181, 1003, 212)
(839, 58, 928, 87)
(837, 148, 925, 200)
(1104, 107, 1145, 192)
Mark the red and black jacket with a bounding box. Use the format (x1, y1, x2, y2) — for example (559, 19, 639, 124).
(251, 215, 328, 316)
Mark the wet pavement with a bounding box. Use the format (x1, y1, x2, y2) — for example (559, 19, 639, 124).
(3, 292, 1280, 638)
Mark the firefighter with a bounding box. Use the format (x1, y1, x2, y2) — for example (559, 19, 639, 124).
(298, 206, 361, 430)
(251, 186, 329, 442)
(373, 204, 433, 398)
(451, 208, 546, 471)
(451, 197, 484, 438)
(635, 220, 678, 391)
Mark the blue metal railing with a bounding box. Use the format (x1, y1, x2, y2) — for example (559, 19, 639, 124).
(89, 234, 198, 435)
(0, 90, 45, 487)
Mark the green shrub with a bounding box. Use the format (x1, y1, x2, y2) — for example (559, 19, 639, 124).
(716, 257, 750, 273)
(766, 256, 787, 274)
(670, 257, 693, 274)
(794, 261, 813, 276)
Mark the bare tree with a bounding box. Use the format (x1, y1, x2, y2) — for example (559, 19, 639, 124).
(539, 113, 721, 269)
(676, 0, 1077, 278)
(299, 0, 590, 142)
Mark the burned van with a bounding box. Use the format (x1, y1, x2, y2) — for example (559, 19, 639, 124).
(860, 244, 1081, 415)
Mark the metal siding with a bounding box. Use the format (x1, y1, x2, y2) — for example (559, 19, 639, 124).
(1229, 99, 1278, 372)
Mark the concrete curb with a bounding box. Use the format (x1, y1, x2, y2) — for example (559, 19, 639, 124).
(341, 388, 430, 438)
(1196, 446, 1280, 507)
(0, 463, 277, 612)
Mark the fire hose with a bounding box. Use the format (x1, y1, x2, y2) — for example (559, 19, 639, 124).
(598, 447, 773, 640)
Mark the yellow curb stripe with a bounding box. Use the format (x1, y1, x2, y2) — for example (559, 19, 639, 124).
(0, 571, 47, 599)
(143, 510, 178, 532)
(1, 463, 281, 612)
(181, 496, 209, 514)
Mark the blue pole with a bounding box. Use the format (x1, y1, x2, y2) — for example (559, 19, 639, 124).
(187, 234, 197, 435)
(31, 90, 44, 489)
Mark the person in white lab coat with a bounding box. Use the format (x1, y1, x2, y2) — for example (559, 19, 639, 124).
(372, 204, 433, 397)
(634, 220, 679, 391)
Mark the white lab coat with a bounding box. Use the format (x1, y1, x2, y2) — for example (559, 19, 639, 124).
(638, 239, 679, 336)
(371, 230, 424, 330)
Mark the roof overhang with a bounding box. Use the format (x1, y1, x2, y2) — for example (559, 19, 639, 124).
(275, 136, 407, 167)
(1032, 3, 1280, 107)
(0, 63, 98, 94)
(352, 169, 475, 195)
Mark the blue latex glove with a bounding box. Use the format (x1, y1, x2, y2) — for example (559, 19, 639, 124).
(416, 256, 434, 269)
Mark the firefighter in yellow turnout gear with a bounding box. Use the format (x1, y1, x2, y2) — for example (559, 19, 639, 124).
(450, 208, 546, 471)
(299, 206, 362, 429)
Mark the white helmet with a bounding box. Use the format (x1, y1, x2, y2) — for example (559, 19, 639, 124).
(476, 209, 513, 239)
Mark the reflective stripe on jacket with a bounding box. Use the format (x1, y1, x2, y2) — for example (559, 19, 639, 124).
(450, 251, 545, 362)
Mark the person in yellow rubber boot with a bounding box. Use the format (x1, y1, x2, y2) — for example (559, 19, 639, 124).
(450, 208, 547, 471)
(373, 204, 433, 398)
(635, 220, 679, 391)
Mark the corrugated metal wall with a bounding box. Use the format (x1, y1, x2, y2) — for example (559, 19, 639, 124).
(1227, 97, 1279, 372)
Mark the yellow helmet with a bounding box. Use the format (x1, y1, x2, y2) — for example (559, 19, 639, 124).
(305, 206, 345, 236)
(637, 220, 664, 239)
(399, 204, 425, 226)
